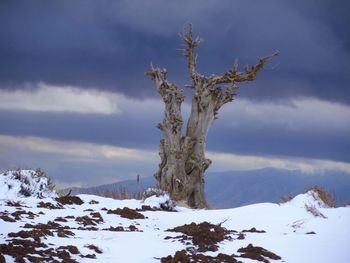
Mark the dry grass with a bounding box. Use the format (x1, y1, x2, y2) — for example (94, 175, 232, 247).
(305, 204, 327, 218)
(305, 186, 335, 208)
(279, 193, 294, 204)
(90, 186, 145, 200)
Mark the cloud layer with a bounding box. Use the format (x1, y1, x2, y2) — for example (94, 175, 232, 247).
(0, 83, 121, 114)
(1, 134, 349, 188)
(1, 84, 349, 164)
(1, 0, 349, 102)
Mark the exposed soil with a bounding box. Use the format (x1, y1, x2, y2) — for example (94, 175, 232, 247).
(103, 224, 142, 232)
(104, 226, 125, 231)
(107, 207, 146, 219)
(136, 205, 158, 211)
(0, 239, 79, 263)
(237, 244, 281, 262)
(1, 218, 103, 263)
(8, 229, 53, 242)
(76, 226, 99, 231)
(56, 196, 84, 205)
(75, 214, 103, 226)
(89, 200, 99, 204)
(23, 221, 75, 238)
(58, 245, 80, 254)
(237, 233, 245, 240)
(129, 224, 142, 232)
(305, 231, 316, 234)
(90, 212, 104, 223)
(1, 210, 39, 221)
(85, 244, 102, 254)
(4, 201, 22, 207)
(54, 216, 68, 222)
(81, 253, 96, 259)
(136, 205, 173, 212)
(242, 227, 266, 233)
(37, 201, 63, 209)
(166, 221, 233, 252)
(0, 213, 16, 222)
(160, 250, 241, 263)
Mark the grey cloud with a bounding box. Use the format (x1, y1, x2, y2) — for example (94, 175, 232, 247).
(0, 0, 349, 103)
(0, 142, 156, 187)
(1, 96, 349, 162)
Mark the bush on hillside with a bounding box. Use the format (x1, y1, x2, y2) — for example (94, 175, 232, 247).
(142, 188, 176, 211)
(304, 186, 335, 208)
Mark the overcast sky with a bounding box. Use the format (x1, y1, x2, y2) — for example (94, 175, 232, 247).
(1, 0, 349, 188)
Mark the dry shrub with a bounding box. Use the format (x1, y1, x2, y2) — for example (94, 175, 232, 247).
(92, 186, 145, 200)
(305, 186, 335, 208)
(279, 193, 294, 204)
(305, 204, 327, 218)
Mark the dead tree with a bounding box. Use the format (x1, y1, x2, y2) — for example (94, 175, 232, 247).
(146, 25, 278, 208)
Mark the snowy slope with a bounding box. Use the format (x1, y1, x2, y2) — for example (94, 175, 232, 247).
(0, 170, 349, 262)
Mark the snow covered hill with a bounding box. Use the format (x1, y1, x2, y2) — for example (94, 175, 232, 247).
(0, 170, 349, 262)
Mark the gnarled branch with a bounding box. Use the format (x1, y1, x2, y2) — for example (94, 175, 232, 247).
(146, 63, 184, 135)
(180, 24, 203, 82)
(209, 50, 279, 85)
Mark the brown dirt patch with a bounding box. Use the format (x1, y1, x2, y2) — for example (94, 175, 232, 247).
(4, 201, 23, 207)
(81, 253, 96, 259)
(136, 205, 164, 212)
(237, 233, 245, 240)
(90, 212, 104, 223)
(166, 221, 233, 252)
(58, 245, 80, 254)
(107, 207, 145, 219)
(37, 201, 63, 209)
(103, 224, 142, 232)
(85, 244, 102, 254)
(0, 213, 16, 222)
(8, 229, 53, 242)
(75, 214, 103, 226)
(23, 221, 75, 238)
(160, 250, 241, 263)
(56, 196, 84, 205)
(238, 244, 281, 262)
(54, 216, 68, 222)
(3, 210, 39, 221)
(104, 226, 125, 231)
(305, 231, 316, 234)
(77, 226, 99, 231)
(0, 238, 79, 263)
(242, 227, 266, 233)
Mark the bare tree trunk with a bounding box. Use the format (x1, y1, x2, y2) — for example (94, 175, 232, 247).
(146, 25, 278, 208)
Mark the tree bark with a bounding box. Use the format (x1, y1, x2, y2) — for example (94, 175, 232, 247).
(146, 25, 278, 208)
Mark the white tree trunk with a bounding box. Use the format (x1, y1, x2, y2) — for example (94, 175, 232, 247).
(146, 25, 278, 208)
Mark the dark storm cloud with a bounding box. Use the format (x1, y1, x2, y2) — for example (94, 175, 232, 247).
(0, 0, 349, 102)
(0, 109, 160, 150)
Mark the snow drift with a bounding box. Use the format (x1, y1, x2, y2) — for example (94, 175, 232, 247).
(0, 170, 349, 262)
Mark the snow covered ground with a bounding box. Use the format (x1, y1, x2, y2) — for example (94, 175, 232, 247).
(0, 170, 349, 262)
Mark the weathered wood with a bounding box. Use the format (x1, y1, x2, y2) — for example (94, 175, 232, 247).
(146, 25, 277, 208)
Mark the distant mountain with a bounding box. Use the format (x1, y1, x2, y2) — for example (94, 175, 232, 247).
(65, 168, 350, 208)
(66, 176, 156, 197)
(205, 168, 350, 208)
